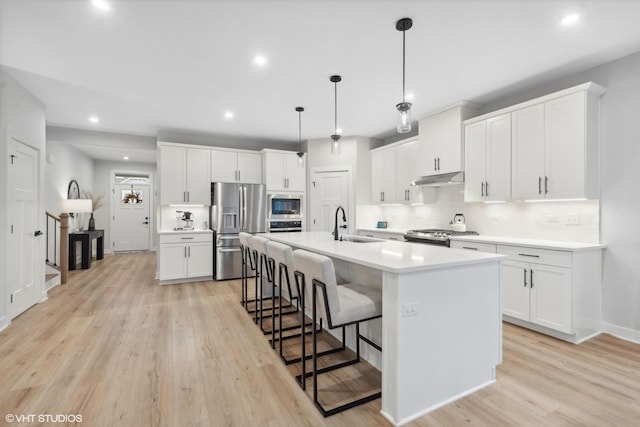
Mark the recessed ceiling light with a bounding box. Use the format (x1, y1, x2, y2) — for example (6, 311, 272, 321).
(224, 111, 234, 119)
(89, 116, 99, 123)
(253, 55, 268, 67)
(560, 13, 580, 27)
(91, 0, 110, 12)
(123, 156, 129, 160)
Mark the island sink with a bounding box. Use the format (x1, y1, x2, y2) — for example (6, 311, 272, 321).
(338, 234, 384, 243)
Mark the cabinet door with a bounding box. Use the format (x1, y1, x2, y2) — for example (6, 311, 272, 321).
(264, 153, 286, 191)
(186, 148, 211, 204)
(512, 104, 545, 200)
(530, 264, 572, 333)
(160, 146, 187, 204)
(159, 243, 187, 280)
(211, 150, 239, 183)
(284, 154, 305, 191)
(237, 152, 262, 184)
(396, 142, 414, 202)
(435, 106, 463, 174)
(187, 242, 213, 278)
(371, 148, 397, 203)
(464, 121, 486, 202)
(545, 92, 586, 199)
(485, 113, 511, 201)
(417, 115, 439, 176)
(502, 260, 530, 321)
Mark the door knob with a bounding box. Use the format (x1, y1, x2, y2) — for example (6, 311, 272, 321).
(34, 230, 43, 236)
(143, 221, 149, 225)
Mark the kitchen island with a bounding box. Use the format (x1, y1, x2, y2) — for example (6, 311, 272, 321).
(262, 231, 506, 426)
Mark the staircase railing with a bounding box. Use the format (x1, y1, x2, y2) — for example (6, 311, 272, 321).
(45, 212, 69, 284)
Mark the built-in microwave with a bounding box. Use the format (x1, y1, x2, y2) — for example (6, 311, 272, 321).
(268, 194, 303, 219)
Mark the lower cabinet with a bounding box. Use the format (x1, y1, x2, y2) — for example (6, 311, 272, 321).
(451, 239, 602, 342)
(159, 233, 213, 283)
(358, 230, 406, 241)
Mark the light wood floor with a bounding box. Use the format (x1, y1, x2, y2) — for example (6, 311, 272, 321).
(1, 252, 639, 426)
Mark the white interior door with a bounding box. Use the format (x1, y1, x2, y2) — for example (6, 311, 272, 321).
(8, 136, 39, 319)
(309, 170, 350, 234)
(112, 183, 150, 252)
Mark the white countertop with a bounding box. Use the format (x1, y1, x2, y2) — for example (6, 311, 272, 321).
(449, 234, 604, 251)
(262, 231, 505, 274)
(157, 229, 213, 235)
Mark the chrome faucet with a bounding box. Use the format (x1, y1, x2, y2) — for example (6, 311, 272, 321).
(333, 205, 347, 241)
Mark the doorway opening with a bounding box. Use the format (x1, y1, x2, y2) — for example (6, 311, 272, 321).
(110, 170, 154, 252)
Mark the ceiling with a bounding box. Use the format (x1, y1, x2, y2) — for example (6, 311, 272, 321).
(2, 0, 640, 153)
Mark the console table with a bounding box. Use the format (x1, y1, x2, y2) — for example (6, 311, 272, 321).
(69, 229, 104, 270)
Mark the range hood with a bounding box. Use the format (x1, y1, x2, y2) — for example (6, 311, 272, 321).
(412, 171, 464, 187)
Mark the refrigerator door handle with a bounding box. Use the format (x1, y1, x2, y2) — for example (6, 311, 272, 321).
(242, 186, 247, 230)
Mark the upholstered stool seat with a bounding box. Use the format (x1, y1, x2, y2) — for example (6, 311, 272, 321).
(293, 249, 382, 417)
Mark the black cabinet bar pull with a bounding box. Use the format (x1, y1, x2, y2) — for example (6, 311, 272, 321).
(485, 181, 489, 197)
(518, 253, 540, 258)
(462, 247, 478, 250)
(544, 176, 549, 194)
(538, 177, 542, 195)
(530, 269, 534, 288)
(524, 268, 528, 287)
(481, 182, 484, 197)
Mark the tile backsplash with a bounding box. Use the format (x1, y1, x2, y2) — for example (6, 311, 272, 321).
(357, 186, 599, 243)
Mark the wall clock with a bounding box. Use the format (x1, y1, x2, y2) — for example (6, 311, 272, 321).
(67, 179, 80, 199)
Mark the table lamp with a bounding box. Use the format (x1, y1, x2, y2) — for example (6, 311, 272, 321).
(63, 199, 93, 231)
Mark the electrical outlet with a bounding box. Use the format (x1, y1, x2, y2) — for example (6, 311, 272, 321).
(403, 302, 418, 317)
(565, 214, 580, 226)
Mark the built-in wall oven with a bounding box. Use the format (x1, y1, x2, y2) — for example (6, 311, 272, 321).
(268, 194, 303, 232)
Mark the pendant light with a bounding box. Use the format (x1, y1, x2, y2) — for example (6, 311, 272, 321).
(330, 75, 342, 154)
(295, 106, 305, 166)
(396, 17, 413, 133)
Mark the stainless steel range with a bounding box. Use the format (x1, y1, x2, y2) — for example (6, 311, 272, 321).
(404, 229, 479, 246)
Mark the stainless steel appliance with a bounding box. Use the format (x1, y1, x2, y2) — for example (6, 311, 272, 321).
(268, 219, 302, 233)
(210, 182, 266, 280)
(403, 229, 479, 247)
(268, 193, 303, 219)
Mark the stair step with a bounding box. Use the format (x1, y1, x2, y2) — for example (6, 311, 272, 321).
(45, 273, 59, 282)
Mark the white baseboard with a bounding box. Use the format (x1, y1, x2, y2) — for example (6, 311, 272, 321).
(602, 322, 640, 344)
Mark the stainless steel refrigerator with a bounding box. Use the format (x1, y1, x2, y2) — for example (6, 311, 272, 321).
(210, 182, 266, 280)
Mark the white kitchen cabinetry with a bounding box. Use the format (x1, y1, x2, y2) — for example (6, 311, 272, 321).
(511, 86, 604, 200)
(415, 103, 480, 177)
(262, 150, 305, 192)
(371, 146, 397, 203)
(371, 138, 434, 204)
(464, 113, 511, 202)
(158, 233, 213, 283)
(358, 230, 406, 241)
(159, 144, 211, 205)
(211, 149, 262, 184)
(453, 237, 603, 343)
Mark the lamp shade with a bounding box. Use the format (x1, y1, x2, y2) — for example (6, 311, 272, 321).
(63, 198, 93, 213)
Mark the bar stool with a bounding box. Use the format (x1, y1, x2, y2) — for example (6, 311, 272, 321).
(248, 235, 277, 331)
(293, 249, 382, 417)
(238, 232, 252, 309)
(265, 240, 313, 359)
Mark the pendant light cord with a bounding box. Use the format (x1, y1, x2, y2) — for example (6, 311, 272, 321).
(298, 110, 302, 151)
(334, 80, 338, 134)
(402, 28, 406, 103)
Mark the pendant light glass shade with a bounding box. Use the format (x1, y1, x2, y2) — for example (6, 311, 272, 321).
(396, 18, 413, 134)
(330, 75, 342, 155)
(295, 106, 305, 167)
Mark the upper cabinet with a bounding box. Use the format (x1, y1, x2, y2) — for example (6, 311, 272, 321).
(159, 144, 211, 205)
(464, 82, 605, 202)
(262, 150, 306, 192)
(512, 87, 604, 200)
(211, 149, 262, 184)
(371, 138, 435, 204)
(464, 113, 511, 202)
(415, 103, 480, 178)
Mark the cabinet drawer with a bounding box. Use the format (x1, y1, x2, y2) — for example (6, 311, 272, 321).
(159, 233, 213, 244)
(497, 245, 571, 268)
(450, 241, 497, 253)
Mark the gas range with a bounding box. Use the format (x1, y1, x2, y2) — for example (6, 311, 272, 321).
(403, 229, 479, 246)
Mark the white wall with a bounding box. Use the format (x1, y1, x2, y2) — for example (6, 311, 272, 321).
(45, 141, 95, 230)
(0, 67, 47, 330)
